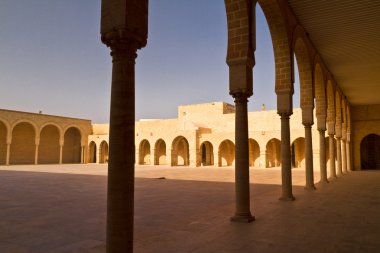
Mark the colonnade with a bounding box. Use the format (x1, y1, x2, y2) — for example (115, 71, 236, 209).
(100, 0, 353, 251)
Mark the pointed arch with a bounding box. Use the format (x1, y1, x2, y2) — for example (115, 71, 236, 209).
(201, 141, 214, 166)
(39, 124, 60, 164)
(171, 136, 189, 166)
(154, 139, 166, 165)
(62, 127, 82, 163)
(266, 138, 281, 167)
(88, 141, 97, 163)
(292, 137, 305, 168)
(314, 60, 327, 129)
(99, 141, 109, 163)
(10, 122, 36, 164)
(249, 138, 260, 167)
(219, 139, 235, 167)
(139, 139, 151, 165)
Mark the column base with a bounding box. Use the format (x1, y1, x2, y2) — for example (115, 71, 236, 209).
(319, 179, 329, 184)
(230, 213, 255, 223)
(279, 195, 295, 201)
(305, 185, 316, 191)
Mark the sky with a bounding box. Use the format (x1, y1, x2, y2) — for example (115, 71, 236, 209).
(0, 0, 300, 123)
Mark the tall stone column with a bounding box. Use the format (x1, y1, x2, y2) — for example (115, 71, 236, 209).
(6, 142, 11, 165)
(230, 93, 254, 222)
(279, 112, 295, 200)
(336, 138, 343, 176)
(96, 146, 101, 164)
(101, 1, 148, 251)
(346, 135, 352, 171)
(328, 134, 336, 179)
(318, 130, 328, 183)
(342, 139, 347, 174)
(34, 138, 40, 165)
(304, 124, 315, 190)
(81, 145, 86, 164)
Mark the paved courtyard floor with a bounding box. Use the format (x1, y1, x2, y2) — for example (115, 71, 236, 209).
(0, 164, 379, 252)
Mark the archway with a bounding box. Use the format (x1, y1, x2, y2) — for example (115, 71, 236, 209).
(139, 140, 151, 165)
(0, 120, 7, 164)
(360, 134, 380, 170)
(266, 138, 281, 167)
(201, 141, 214, 166)
(38, 125, 60, 164)
(88, 141, 97, 163)
(249, 139, 260, 167)
(99, 141, 109, 163)
(62, 127, 81, 163)
(154, 139, 166, 165)
(171, 136, 189, 166)
(10, 122, 35, 164)
(218, 140, 235, 167)
(292, 137, 305, 168)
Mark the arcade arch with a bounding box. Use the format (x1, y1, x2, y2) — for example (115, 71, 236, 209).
(139, 139, 151, 165)
(266, 138, 281, 167)
(360, 134, 380, 170)
(38, 124, 60, 164)
(89, 141, 97, 163)
(154, 139, 166, 165)
(99, 141, 109, 163)
(10, 122, 36, 164)
(218, 140, 235, 167)
(0, 120, 7, 164)
(62, 127, 81, 164)
(171, 136, 189, 166)
(292, 137, 305, 168)
(249, 139, 260, 167)
(201, 141, 214, 166)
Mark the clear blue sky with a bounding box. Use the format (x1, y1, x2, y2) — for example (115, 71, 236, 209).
(0, 0, 300, 123)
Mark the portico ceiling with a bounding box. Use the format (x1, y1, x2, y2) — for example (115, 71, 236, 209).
(288, 0, 380, 105)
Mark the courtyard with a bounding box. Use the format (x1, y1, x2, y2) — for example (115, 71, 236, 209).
(0, 165, 379, 252)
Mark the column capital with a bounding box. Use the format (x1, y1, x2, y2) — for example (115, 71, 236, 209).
(231, 92, 249, 103)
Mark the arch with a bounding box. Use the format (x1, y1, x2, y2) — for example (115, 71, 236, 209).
(154, 139, 166, 165)
(139, 139, 151, 165)
(218, 139, 235, 167)
(360, 134, 380, 170)
(10, 122, 36, 164)
(171, 136, 189, 166)
(201, 141, 214, 166)
(326, 79, 335, 133)
(249, 139, 260, 167)
(291, 137, 305, 168)
(99, 141, 109, 163)
(38, 124, 60, 164)
(314, 61, 327, 128)
(62, 127, 81, 163)
(88, 141, 97, 163)
(0, 120, 8, 164)
(257, 0, 293, 93)
(293, 35, 314, 115)
(266, 138, 281, 167)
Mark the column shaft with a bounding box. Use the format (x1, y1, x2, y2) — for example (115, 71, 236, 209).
(336, 138, 342, 176)
(280, 114, 295, 200)
(346, 141, 351, 171)
(106, 45, 137, 252)
(34, 145, 39, 165)
(259, 151, 266, 168)
(6, 143, 10, 165)
(342, 140, 347, 174)
(304, 125, 315, 190)
(319, 130, 328, 183)
(59, 145, 63, 164)
(328, 134, 336, 179)
(230, 94, 254, 222)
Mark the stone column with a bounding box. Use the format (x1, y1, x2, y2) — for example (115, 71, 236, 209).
(319, 130, 328, 183)
(328, 134, 336, 179)
(96, 146, 101, 164)
(59, 138, 64, 164)
(279, 113, 295, 200)
(259, 150, 266, 168)
(5, 140, 11, 165)
(213, 149, 219, 167)
(81, 145, 86, 164)
(336, 138, 343, 176)
(101, 0, 148, 247)
(230, 93, 254, 223)
(34, 138, 40, 165)
(304, 124, 315, 190)
(342, 139, 347, 174)
(346, 135, 352, 171)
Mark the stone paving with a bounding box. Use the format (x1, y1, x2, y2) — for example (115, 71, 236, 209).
(0, 164, 379, 252)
